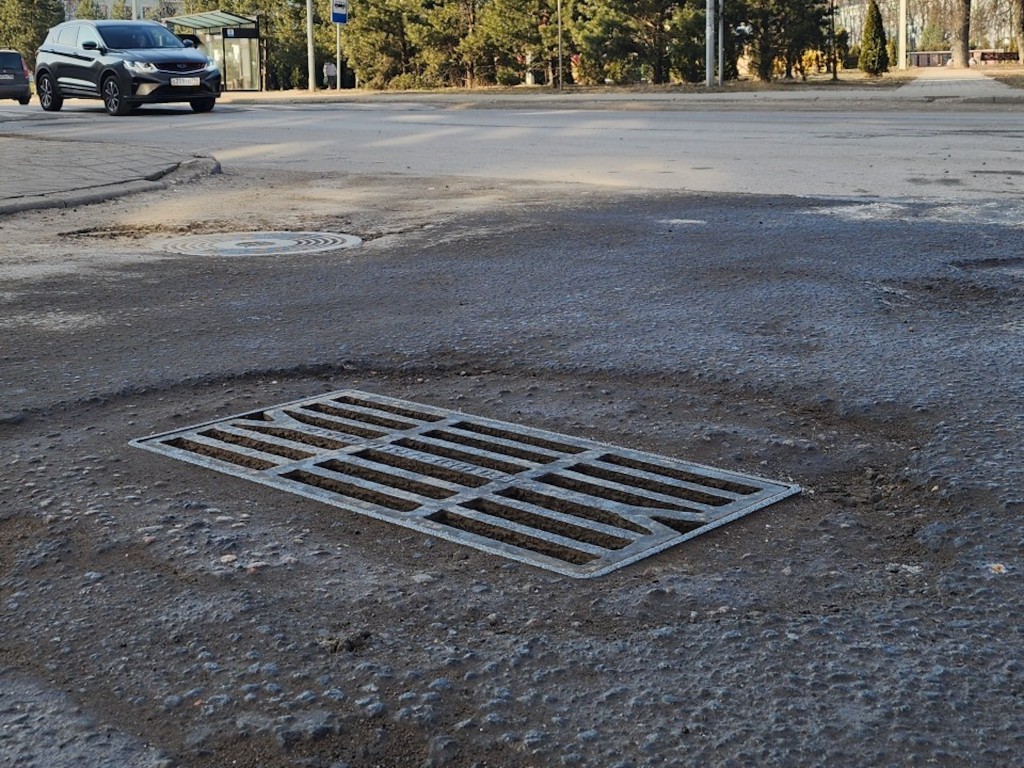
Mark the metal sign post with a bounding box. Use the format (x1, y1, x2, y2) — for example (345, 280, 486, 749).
(332, 0, 348, 90)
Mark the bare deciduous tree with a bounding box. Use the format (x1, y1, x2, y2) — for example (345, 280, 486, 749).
(949, 0, 970, 65)
(1011, 0, 1024, 63)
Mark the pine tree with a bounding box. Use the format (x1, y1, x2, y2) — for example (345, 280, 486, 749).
(0, 0, 65, 64)
(858, 0, 888, 75)
(109, 0, 132, 19)
(75, 0, 103, 19)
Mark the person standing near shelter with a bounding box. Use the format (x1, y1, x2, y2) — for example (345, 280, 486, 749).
(323, 60, 337, 89)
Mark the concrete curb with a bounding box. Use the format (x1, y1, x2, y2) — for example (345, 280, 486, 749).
(0, 155, 221, 216)
(216, 89, 1024, 113)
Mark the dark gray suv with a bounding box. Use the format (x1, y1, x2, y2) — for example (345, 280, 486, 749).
(35, 19, 220, 116)
(0, 49, 32, 105)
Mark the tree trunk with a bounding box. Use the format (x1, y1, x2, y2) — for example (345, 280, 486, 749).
(1012, 0, 1024, 65)
(949, 0, 971, 67)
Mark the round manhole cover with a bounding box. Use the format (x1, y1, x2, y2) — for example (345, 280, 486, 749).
(160, 231, 362, 257)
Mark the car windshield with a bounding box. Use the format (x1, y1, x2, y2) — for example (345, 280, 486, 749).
(0, 52, 23, 68)
(99, 25, 185, 50)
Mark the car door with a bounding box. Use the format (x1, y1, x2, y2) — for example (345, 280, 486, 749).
(60, 23, 103, 96)
(47, 23, 80, 93)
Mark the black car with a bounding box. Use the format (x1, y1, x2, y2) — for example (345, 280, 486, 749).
(0, 49, 32, 105)
(34, 20, 220, 116)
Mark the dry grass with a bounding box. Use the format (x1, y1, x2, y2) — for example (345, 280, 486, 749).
(986, 66, 1024, 89)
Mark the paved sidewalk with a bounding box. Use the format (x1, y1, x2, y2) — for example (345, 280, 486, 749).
(219, 67, 1024, 108)
(893, 65, 1018, 100)
(0, 134, 217, 215)
(0, 68, 1019, 216)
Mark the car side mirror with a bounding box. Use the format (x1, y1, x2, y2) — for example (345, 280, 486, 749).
(82, 40, 100, 51)
(183, 39, 195, 48)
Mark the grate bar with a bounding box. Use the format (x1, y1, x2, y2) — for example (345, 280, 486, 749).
(290, 462, 446, 511)
(364, 442, 511, 484)
(437, 504, 613, 558)
(424, 427, 565, 465)
(346, 449, 489, 492)
(283, 405, 390, 439)
(233, 419, 352, 451)
(199, 423, 320, 460)
(243, 408, 372, 443)
(329, 394, 447, 423)
(512, 479, 708, 525)
(132, 390, 800, 578)
(475, 492, 649, 542)
(587, 458, 747, 505)
(165, 430, 284, 469)
(538, 469, 716, 514)
(311, 401, 422, 431)
(391, 434, 537, 476)
(319, 455, 464, 499)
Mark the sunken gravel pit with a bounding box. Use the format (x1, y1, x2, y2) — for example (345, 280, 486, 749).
(1, 171, 1023, 768)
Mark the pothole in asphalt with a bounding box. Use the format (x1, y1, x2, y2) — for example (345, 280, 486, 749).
(158, 231, 363, 257)
(132, 390, 800, 578)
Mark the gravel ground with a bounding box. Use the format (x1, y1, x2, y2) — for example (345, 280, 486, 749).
(1, 169, 1022, 767)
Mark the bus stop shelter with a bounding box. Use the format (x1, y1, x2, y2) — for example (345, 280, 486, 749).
(163, 10, 261, 91)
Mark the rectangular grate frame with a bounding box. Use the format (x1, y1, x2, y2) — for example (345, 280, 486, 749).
(131, 390, 800, 578)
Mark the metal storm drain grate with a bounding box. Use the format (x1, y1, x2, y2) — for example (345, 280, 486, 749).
(131, 391, 800, 578)
(160, 231, 362, 257)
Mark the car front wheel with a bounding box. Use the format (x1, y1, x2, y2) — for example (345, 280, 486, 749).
(102, 76, 130, 116)
(37, 73, 62, 111)
(189, 97, 215, 113)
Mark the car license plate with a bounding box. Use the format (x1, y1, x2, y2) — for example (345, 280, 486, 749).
(0, 74, 14, 80)
(170, 77, 200, 86)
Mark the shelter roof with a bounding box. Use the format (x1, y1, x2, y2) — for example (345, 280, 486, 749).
(163, 11, 256, 30)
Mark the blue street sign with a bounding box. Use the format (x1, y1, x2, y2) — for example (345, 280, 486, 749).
(331, 0, 348, 23)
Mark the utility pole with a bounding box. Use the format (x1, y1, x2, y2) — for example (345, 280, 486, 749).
(717, 0, 724, 86)
(557, 0, 563, 90)
(306, 0, 316, 92)
(705, 0, 714, 86)
(898, 0, 908, 69)
(830, 0, 838, 80)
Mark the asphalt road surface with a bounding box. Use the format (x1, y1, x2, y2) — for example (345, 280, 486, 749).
(3, 94, 1024, 200)
(1, 94, 1023, 767)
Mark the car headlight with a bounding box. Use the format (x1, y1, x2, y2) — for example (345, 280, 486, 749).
(124, 60, 158, 74)
(204, 60, 219, 73)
